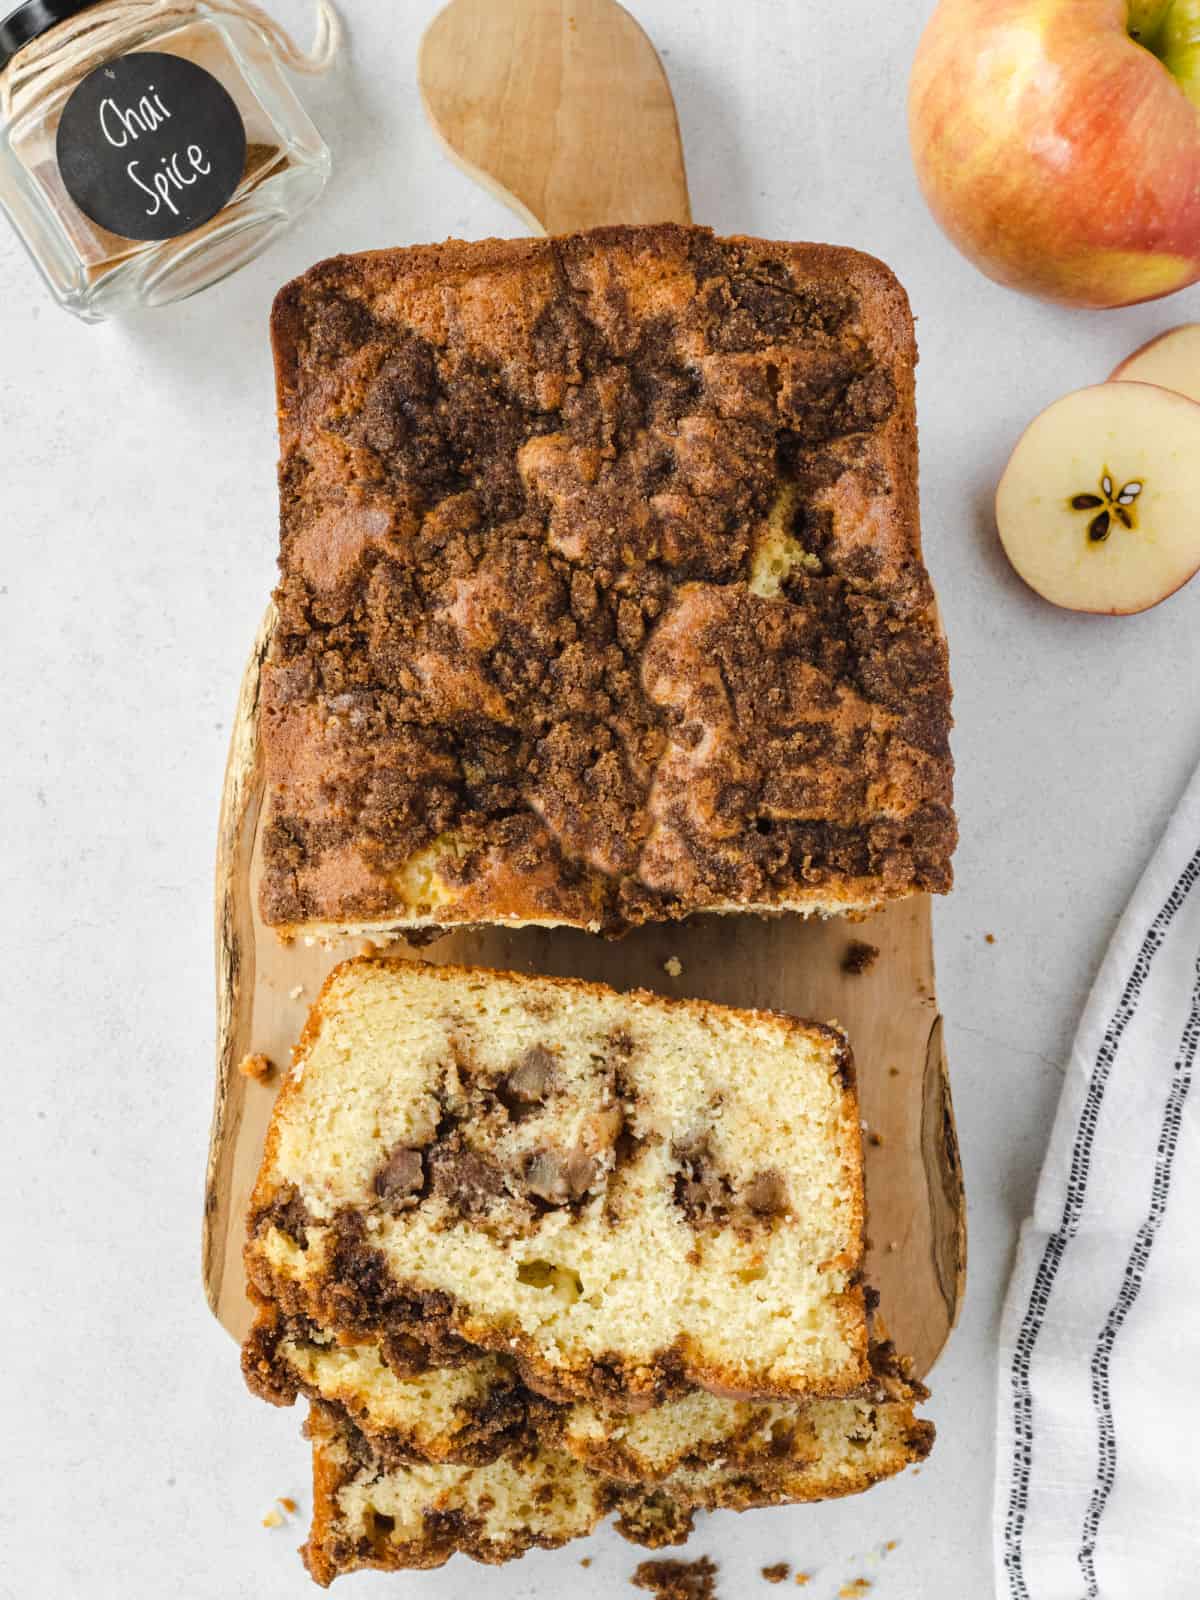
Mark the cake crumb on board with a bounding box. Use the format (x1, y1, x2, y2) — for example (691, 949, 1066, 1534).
(762, 1563, 790, 1583)
(985, 932, 996, 944)
(839, 1581, 872, 1599)
(632, 1556, 718, 1599)
(842, 940, 879, 975)
(794, 1578, 812, 1590)
(288, 984, 305, 1000)
(238, 1052, 273, 1083)
(663, 956, 684, 977)
(581, 1557, 592, 1568)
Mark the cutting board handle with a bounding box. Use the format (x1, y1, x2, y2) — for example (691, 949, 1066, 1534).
(419, 0, 692, 234)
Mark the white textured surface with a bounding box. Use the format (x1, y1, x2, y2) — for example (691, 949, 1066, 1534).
(2, 2, 1199, 1596)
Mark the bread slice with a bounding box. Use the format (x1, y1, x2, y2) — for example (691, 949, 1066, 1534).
(246, 1305, 837, 1480)
(608, 1379, 934, 1531)
(260, 223, 955, 942)
(244, 1303, 928, 1488)
(245, 958, 868, 1407)
(555, 1338, 929, 1485)
(302, 1369, 933, 1584)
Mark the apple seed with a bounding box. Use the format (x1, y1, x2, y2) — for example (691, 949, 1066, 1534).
(1068, 468, 1142, 544)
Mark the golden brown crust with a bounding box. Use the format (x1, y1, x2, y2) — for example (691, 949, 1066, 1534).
(244, 956, 868, 1409)
(260, 224, 954, 938)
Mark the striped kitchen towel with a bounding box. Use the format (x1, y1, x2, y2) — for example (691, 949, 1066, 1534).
(996, 759, 1200, 1598)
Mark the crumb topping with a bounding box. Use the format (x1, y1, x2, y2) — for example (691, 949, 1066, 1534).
(841, 940, 879, 975)
(260, 225, 954, 934)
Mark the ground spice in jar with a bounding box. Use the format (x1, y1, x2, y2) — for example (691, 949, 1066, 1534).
(0, 0, 338, 318)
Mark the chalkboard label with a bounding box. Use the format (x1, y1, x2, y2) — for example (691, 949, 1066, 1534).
(56, 52, 247, 242)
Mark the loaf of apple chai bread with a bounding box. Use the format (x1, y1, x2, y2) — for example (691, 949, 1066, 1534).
(259, 224, 955, 941)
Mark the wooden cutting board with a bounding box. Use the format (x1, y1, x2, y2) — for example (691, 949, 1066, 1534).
(203, 0, 966, 1378)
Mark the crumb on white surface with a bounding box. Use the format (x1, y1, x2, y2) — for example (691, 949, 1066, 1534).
(262, 1496, 298, 1529)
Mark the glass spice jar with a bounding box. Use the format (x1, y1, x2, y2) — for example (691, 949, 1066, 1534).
(0, 0, 335, 320)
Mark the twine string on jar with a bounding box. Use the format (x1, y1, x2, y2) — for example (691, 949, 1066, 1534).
(0, 0, 341, 121)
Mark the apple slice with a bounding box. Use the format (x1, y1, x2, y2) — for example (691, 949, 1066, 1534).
(1110, 325, 1200, 404)
(995, 382, 1200, 614)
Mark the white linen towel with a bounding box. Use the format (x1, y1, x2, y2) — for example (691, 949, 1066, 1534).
(995, 759, 1200, 1599)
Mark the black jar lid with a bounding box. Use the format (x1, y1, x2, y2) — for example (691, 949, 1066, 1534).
(0, 0, 104, 74)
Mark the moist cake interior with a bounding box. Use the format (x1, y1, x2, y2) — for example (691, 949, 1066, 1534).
(245, 959, 868, 1406)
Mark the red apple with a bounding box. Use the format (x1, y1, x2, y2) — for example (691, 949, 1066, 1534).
(909, 0, 1200, 308)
